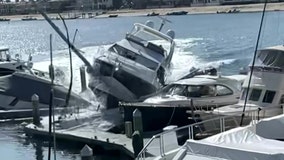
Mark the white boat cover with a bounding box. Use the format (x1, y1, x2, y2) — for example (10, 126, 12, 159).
(183, 125, 284, 160)
(256, 114, 284, 140)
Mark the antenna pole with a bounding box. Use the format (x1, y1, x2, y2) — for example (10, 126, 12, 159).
(240, 0, 268, 126)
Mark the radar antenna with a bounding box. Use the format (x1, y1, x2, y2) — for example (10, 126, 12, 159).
(158, 16, 172, 31)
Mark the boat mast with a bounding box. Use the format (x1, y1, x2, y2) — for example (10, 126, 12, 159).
(240, 0, 268, 125)
(32, 1, 94, 73)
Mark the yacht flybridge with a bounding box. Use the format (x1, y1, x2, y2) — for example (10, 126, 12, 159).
(213, 45, 284, 117)
(90, 21, 175, 108)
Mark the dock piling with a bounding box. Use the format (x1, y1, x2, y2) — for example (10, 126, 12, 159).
(133, 109, 143, 135)
(132, 131, 143, 158)
(132, 109, 144, 157)
(80, 144, 93, 160)
(80, 66, 87, 92)
(125, 121, 133, 138)
(32, 94, 40, 126)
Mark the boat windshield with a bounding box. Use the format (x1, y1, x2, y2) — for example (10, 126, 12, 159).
(161, 84, 217, 97)
(128, 24, 172, 57)
(0, 48, 10, 61)
(254, 49, 284, 68)
(110, 44, 159, 70)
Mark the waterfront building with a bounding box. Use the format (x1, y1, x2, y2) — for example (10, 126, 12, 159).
(132, 0, 146, 9)
(95, 0, 113, 9)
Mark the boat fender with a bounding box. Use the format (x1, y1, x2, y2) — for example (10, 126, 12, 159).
(167, 30, 175, 39)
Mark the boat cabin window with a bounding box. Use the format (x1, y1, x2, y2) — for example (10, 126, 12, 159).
(162, 84, 232, 98)
(262, 90, 276, 103)
(110, 44, 159, 70)
(240, 88, 248, 100)
(256, 50, 284, 68)
(279, 95, 284, 104)
(215, 85, 233, 96)
(165, 84, 187, 96)
(249, 89, 262, 101)
(0, 68, 15, 76)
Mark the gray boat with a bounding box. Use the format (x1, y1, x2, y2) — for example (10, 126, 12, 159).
(0, 47, 90, 116)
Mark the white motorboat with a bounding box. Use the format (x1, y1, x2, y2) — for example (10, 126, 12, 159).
(89, 20, 175, 108)
(122, 72, 246, 131)
(0, 47, 90, 118)
(136, 107, 284, 160)
(144, 74, 245, 108)
(147, 113, 284, 160)
(213, 45, 284, 117)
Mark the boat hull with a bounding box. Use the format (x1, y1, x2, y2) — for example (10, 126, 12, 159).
(0, 72, 90, 111)
(90, 59, 158, 107)
(123, 103, 201, 132)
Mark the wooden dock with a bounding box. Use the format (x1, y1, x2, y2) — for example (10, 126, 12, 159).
(24, 123, 135, 158)
(23, 115, 181, 160)
(23, 123, 180, 159)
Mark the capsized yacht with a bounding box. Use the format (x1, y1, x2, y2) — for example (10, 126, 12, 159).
(213, 45, 284, 117)
(0, 47, 90, 115)
(89, 20, 175, 108)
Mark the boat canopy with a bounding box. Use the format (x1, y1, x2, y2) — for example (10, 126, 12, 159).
(254, 46, 284, 68)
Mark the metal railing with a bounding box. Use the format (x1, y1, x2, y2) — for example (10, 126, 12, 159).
(136, 106, 277, 160)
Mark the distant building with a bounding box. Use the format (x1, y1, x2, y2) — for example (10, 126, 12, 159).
(132, 0, 146, 9)
(0, 3, 13, 15)
(191, 0, 220, 6)
(113, 0, 122, 9)
(95, 0, 113, 9)
(146, 0, 191, 8)
(76, 0, 95, 11)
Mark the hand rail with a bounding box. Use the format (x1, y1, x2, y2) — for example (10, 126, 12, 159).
(136, 106, 278, 160)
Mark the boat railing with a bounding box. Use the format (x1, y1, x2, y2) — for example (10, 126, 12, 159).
(136, 106, 275, 160)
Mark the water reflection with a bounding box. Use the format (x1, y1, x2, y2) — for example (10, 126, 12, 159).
(34, 140, 44, 160)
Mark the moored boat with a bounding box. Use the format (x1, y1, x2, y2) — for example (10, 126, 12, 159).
(0, 18, 10, 22)
(0, 47, 90, 118)
(166, 11, 188, 16)
(213, 45, 284, 118)
(122, 72, 245, 131)
(22, 16, 37, 21)
(147, 12, 159, 16)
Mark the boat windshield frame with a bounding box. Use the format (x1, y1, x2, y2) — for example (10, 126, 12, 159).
(109, 43, 160, 71)
(0, 47, 10, 61)
(128, 23, 174, 57)
(252, 48, 284, 69)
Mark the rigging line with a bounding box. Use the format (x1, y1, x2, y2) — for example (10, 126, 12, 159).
(35, 7, 93, 72)
(48, 34, 54, 160)
(72, 29, 79, 44)
(240, 0, 268, 126)
(49, 34, 57, 160)
(58, 14, 73, 108)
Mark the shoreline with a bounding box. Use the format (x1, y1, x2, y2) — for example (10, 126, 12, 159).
(1, 2, 284, 21)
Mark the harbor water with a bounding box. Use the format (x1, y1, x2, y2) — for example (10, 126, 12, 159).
(1, 10, 284, 159)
